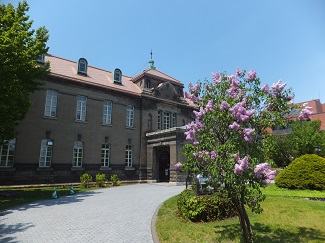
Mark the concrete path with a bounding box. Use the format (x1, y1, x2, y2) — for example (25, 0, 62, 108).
(0, 183, 185, 243)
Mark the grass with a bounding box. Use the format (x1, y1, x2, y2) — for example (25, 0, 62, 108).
(0, 184, 109, 211)
(156, 184, 325, 242)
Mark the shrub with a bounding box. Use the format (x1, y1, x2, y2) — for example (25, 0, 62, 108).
(177, 189, 236, 222)
(110, 174, 121, 186)
(96, 173, 106, 187)
(275, 154, 325, 190)
(80, 173, 92, 188)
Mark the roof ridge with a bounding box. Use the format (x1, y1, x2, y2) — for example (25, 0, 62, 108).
(148, 68, 180, 82)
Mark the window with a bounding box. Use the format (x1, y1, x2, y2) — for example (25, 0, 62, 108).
(73, 141, 83, 167)
(125, 145, 132, 167)
(78, 58, 88, 75)
(76, 96, 87, 121)
(39, 139, 53, 167)
(126, 105, 134, 127)
(164, 112, 171, 129)
(114, 68, 122, 83)
(145, 78, 150, 88)
(44, 90, 58, 117)
(0, 139, 15, 167)
(101, 143, 110, 167)
(158, 110, 162, 130)
(103, 100, 112, 125)
(172, 113, 177, 127)
(37, 54, 45, 64)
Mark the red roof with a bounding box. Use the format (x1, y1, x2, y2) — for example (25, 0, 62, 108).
(46, 54, 142, 95)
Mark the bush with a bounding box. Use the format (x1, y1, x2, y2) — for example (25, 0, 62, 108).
(177, 189, 236, 222)
(80, 173, 92, 188)
(275, 154, 325, 190)
(96, 173, 106, 187)
(110, 174, 121, 186)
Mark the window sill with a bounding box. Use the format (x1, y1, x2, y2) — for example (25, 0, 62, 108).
(37, 167, 53, 171)
(124, 167, 135, 171)
(75, 120, 87, 124)
(100, 167, 112, 171)
(102, 123, 113, 127)
(71, 167, 84, 171)
(43, 116, 58, 120)
(0, 167, 16, 172)
(125, 126, 135, 130)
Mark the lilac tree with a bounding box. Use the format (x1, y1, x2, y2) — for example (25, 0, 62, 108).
(182, 69, 299, 242)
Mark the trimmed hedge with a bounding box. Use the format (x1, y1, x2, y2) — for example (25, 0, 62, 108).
(177, 189, 236, 222)
(275, 154, 325, 190)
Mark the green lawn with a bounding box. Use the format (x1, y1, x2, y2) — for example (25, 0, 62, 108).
(156, 184, 325, 243)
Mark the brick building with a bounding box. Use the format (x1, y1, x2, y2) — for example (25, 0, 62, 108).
(0, 54, 195, 185)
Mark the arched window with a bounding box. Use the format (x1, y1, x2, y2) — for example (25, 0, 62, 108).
(114, 68, 122, 83)
(78, 58, 88, 75)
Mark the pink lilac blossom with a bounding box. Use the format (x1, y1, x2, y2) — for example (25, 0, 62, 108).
(236, 68, 243, 77)
(261, 84, 269, 93)
(234, 155, 250, 175)
(184, 91, 200, 103)
(229, 121, 240, 131)
(174, 162, 182, 170)
(229, 100, 255, 123)
(193, 107, 206, 120)
(226, 77, 241, 98)
(246, 70, 256, 81)
(243, 128, 255, 142)
(205, 100, 214, 112)
(271, 80, 286, 93)
(298, 103, 312, 121)
(210, 151, 217, 160)
(212, 72, 221, 84)
(220, 101, 230, 110)
(193, 141, 200, 146)
(254, 162, 276, 185)
(189, 82, 200, 93)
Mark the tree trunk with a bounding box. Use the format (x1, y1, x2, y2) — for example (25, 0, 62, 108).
(241, 193, 254, 242)
(234, 197, 250, 243)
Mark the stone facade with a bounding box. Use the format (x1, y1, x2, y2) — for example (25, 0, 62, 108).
(0, 54, 195, 185)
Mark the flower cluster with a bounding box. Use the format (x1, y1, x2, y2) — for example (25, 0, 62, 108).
(298, 103, 312, 121)
(234, 154, 249, 175)
(193, 150, 218, 161)
(254, 163, 276, 185)
(185, 120, 203, 141)
(212, 72, 221, 84)
(246, 70, 256, 81)
(226, 75, 241, 98)
(229, 99, 255, 123)
(174, 162, 182, 170)
(189, 82, 200, 93)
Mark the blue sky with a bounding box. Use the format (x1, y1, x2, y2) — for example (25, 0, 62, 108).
(5, 0, 325, 103)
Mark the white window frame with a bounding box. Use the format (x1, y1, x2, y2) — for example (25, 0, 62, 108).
(76, 96, 87, 121)
(164, 112, 171, 129)
(125, 145, 133, 167)
(44, 90, 58, 117)
(101, 143, 110, 167)
(126, 105, 134, 128)
(39, 139, 53, 167)
(103, 100, 112, 125)
(0, 139, 15, 167)
(73, 141, 83, 167)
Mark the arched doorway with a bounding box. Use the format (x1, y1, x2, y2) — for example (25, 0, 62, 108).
(158, 151, 170, 182)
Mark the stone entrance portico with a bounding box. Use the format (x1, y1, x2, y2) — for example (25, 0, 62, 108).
(146, 127, 187, 183)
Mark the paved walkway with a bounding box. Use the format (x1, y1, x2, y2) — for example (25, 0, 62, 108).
(0, 183, 185, 243)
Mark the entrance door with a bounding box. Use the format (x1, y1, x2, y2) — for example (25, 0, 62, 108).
(158, 151, 170, 182)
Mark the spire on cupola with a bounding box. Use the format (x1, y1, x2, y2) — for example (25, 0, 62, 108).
(148, 50, 156, 70)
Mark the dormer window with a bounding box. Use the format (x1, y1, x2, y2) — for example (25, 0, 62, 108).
(114, 68, 122, 83)
(145, 78, 150, 88)
(37, 54, 45, 64)
(78, 58, 88, 75)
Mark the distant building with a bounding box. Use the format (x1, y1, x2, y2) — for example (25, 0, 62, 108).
(0, 54, 195, 185)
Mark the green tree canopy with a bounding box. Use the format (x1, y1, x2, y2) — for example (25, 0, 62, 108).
(266, 120, 325, 167)
(0, 0, 49, 142)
